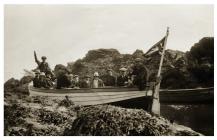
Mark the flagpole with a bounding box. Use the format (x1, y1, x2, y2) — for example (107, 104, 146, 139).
(151, 27, 169, 115)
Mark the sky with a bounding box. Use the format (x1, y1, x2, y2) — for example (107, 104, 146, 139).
(4, 5, 214, 81)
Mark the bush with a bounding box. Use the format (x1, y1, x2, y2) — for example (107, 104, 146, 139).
(187, 37, 214, 87)
(64, 105, 200, 136)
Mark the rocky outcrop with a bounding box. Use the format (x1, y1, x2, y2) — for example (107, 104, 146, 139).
(66, 48, 192, 88)
(4, 78, 20, 92)
(84, 48, 121, 62)
(54, 64, 69, 77)
(66, 37, 213, 89)
(4, 76, 33, 94)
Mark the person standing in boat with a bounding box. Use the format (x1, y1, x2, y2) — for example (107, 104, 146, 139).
(101, 69, 116, 87)
(130, 58, 150, 90)
(117, 68, 128, 87)
(34, 51, 53, 77)
(92, 72, 104, 88)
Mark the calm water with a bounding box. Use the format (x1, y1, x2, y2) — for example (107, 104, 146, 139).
(161, 103, 214, 136)
(110, 97, 214, 136)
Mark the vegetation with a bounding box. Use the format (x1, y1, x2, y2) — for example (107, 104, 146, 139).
(4, 95, 201, 136)
(187, 37, 214, 87)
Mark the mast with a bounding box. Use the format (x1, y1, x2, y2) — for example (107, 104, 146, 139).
(151, 27, 169, 115)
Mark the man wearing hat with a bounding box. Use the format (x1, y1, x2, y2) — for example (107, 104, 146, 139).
(80, 75, 91, 88)
(73, 75, 81, 88)
(34, 51, 52, 75)
(117, 67, 128, 86)
(33, 70, 41, 88)
(92, 72, 104, 88)
(101, 69, 116, 87)
(130, 58, 149, 90)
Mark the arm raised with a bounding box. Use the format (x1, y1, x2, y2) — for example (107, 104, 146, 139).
(34, 51, 40, 65)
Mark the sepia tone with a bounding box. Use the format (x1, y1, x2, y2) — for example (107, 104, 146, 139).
(4, 5, 214, 136)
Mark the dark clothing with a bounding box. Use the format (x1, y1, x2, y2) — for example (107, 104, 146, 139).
(72, 81, 81, 88)
(101, 75, 116, 86)
(45, 77, 53, 88)
(80, 80, 91, 88)
(131, 64, 149, 90)
(117, 75, 128, 86)
(33, 77, 41, 88)
(37, 62, 51, 73)
(39, 76, 49, 88)
(56, 74, 71, 89)
(34, 52, 51, 74)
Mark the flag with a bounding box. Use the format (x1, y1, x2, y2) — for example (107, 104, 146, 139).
(144, 36, 166, 57)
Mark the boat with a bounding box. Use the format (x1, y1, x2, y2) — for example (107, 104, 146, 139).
(28, 84, 214, 105)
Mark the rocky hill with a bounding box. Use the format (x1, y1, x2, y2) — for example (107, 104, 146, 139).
(5, 37, 213, 90)
(65, 48, 192, 89)
(65, 37, 213, 89)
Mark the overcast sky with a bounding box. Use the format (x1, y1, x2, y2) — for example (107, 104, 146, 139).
(4, 5, 213, 81)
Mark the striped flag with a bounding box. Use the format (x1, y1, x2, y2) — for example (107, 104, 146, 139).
(144, 36, 166, 57)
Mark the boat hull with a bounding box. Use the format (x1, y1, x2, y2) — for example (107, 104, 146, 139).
(160, 88, 214, 104)
(29, 85, 152, 105)
(29, 85, 214, 105)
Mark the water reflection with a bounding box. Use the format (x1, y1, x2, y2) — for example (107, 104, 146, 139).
(161, 103, 214, 136)
(110, 97, 214, 136)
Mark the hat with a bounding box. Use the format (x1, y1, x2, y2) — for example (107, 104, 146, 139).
(40, 72, 45, 76)
(119, 67, 127, 72)
(93, 72, 99, 77)
(135, 58, 142, 62)
(41, 56, 47, 59)
(74, 75, 79, 78)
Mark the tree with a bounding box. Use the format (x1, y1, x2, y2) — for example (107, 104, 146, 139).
(187, 37, 214, 87)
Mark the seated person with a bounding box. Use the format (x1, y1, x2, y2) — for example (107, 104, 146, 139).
(71, 75, 81, 88)
(33, 70, 41, 88)
(127, 75, 135, 87)
(39, 72, 50, 88)
(117, 67, 128, 86)
(45, 73, 54, 88)
(80, 75, 91, 88)
(92, 72, 104, 88)
(68, 74, 75, 88)
(101, 69, 116, 86)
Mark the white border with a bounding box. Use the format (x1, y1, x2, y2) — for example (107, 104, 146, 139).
(0, 0, 216, 140)
(1, 0, 216, 4)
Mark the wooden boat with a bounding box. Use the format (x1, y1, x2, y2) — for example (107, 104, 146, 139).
(159, 87, 214, 103)
(28, 84, 214, 105)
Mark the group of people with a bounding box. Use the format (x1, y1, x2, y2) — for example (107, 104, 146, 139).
(33, 51, 149, 90)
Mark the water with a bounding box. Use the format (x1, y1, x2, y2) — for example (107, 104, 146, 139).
(110, 97, 214, 136)
(161, 103, 214, 136)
